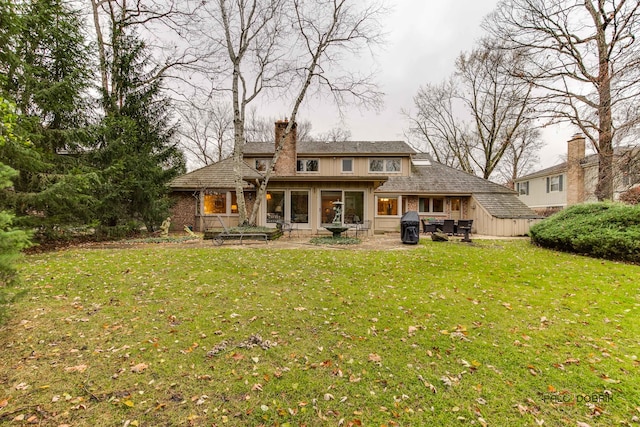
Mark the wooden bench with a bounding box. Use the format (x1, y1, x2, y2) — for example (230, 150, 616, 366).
(212, 215, 268, 246)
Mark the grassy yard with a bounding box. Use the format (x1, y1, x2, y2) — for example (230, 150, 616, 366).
(1, 240, 639, 426)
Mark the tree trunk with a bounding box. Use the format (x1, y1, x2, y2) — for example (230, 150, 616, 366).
(594, 18, 614, 201)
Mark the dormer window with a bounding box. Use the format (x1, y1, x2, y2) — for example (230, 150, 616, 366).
(369, 158, 401, 173)
(297, 159, 319, 172)
(255, 159, 270, 172)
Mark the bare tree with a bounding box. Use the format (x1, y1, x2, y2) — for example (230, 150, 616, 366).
(496, 125, 543, 187)
(89, 0, 201, 115)
(316, 127, 352, 143)
(406, 43, 538, 180)
(176, 98, 234, 168)
(195, 0, 385, 224)
(244, 108, 314, 142)
(485, 0, 640, 200)
(456, 44, 536, 179)
(405, 79, 474, 173)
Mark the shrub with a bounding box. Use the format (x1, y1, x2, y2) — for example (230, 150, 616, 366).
(529, 202, 640, 262)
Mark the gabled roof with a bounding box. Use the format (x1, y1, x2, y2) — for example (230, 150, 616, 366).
(472, 193, 542, 219)
(169, 158, 262, 190)
(378, 155, 514, 195)
(515, 162, 567, 181)
(244, 140, 415, 156)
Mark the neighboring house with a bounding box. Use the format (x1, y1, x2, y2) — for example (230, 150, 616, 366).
(515, 134, 640, 215)
(169, 120, 540, 236)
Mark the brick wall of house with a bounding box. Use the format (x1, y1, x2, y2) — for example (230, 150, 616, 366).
(405, 196, 418, 212)
(567, 134, 585, 206)
(274, 120, 297, 176)
(170, 192, 196, 231)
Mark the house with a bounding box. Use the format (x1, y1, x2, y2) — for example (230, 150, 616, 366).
(169, 120, 540, 236)
(515, 134, 640, 215)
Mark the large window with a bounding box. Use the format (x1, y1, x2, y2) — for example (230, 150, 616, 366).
(203, 192, 239, 215)
(297, 159, 319, 172)
(204, 193, 226, 214)
(344, 191, 364, 224)
(369, 158, 401, 173)
(290, 191, 309, 223)
(377, 196, 399, 216)
(266, 190, 285, 223)
(321, 191, 342, 224)
(547, 175, 563, 192)
(419, 197, 444, 213)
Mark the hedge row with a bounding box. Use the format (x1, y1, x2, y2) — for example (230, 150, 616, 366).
(529, 202, 640, 263)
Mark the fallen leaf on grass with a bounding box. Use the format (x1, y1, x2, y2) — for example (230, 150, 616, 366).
(130, 363, 148, 373)
(368, 353, 381, 363)
(65, 364, 88, 373)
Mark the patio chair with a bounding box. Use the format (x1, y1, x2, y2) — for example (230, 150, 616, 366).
(442, 219, 456, 235)
(456, 219, 470, 236)
(277, 220, 298, 238)
(355, 220, 371, 237)
(422, 219, 437, 234)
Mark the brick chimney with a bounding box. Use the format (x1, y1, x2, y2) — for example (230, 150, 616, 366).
(566, 133, 585, 206)
(273, 119, 297, 176)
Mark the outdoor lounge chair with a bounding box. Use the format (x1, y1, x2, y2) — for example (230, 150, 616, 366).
(213, 215, 268, 245)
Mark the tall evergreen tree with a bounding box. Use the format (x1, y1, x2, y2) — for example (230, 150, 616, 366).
(0, 0, 97, 231)
(92, 26, 184, 231)
(0, 98, 31, 289)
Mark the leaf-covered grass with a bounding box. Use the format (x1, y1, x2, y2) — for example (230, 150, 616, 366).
(1, 240, 639, 426)
(309, 236, 361, 245)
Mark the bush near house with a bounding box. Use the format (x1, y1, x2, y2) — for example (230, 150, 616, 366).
(529, 202, 640, 262)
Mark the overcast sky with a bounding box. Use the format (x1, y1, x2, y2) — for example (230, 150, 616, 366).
(294, 0, 572, 168)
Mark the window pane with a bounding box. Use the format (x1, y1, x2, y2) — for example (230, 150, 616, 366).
(342, 158, 353, 172)
(231, 193, 238, 213)
(296, 160, 303, 172)
(204, 193, 226, 214)
(419, 197, 429, 212)
(266, 191, 285, 223)
(432, 198, 444, 212)
(290, 191, 309, 223)
(386, 158, 401, 172)
(321, 191, 342, 224)
(344, 191, 364, 224)
(255, 159, 269, 172)
(369, 159, 384, 172)
(377, 197, 398, 215)
(306, 159, 318, 171)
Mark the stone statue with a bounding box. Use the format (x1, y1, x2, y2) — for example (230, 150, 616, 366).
(332, 205, 342, 224)
(160, 217, 171, 236)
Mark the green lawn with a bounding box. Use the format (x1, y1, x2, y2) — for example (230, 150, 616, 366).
(1, 240, 639, 426)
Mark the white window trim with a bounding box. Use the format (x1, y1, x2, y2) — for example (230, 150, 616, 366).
(341, 158, 354, 173)
(297, 158, 319, 173)
(419, 197, 445, 213)
(369, 158, 402, 173)
(375, 195, 402, 217)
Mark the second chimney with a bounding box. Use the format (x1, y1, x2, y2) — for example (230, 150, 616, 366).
(273, 119, 297, 176)
(566, 133, 585, 206)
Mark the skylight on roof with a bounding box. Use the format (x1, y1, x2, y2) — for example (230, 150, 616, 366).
(412, 159, 431, 166)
